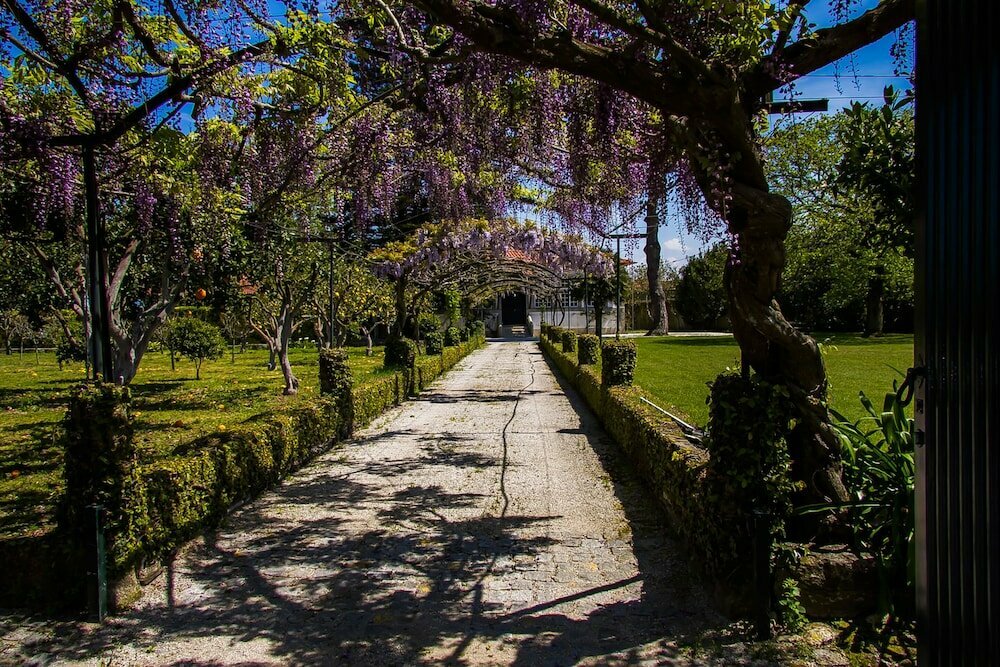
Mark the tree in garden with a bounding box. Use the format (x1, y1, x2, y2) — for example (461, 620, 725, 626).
(45, 310, 86, 369)
(764, 106, 914, 335)
(245, 244, 319, 394)
(835, 89, 915, 336)
(164, 317, 225, 380)
(0, 231, 91, 365)
(0, 0, 260, 380)
(675, 244, 730, 331)
(375, 0, 915, 505)
(219, 308, 252, 363)
(313, 256, 393, 354)
(570, 274, 616, 337)
(0, 309, 30, 355)
(0, 0, 358, 383)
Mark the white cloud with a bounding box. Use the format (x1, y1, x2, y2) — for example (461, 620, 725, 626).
(663, 237, 684, 253)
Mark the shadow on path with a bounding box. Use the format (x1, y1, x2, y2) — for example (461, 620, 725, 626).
(5, 343, 748, 666)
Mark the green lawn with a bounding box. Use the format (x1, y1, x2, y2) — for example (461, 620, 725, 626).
(631, 333, 914, 427)
(0, 346, 390, 540)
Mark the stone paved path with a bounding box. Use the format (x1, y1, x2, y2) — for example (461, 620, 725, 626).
(4, 342, 736, 666)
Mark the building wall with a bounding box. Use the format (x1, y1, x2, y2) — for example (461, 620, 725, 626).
(484, 287, 617, 335)
(531, 309, 616, 333)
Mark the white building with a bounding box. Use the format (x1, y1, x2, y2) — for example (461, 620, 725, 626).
(482, 281, 616, 338)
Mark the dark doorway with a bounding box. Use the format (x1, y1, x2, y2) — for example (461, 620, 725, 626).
(500, 292, 527, 325)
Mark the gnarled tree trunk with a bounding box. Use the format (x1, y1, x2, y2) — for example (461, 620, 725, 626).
(725, 185, 850, 508)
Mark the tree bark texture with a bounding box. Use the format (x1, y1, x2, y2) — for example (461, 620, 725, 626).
(644, 196, 669, 336)
(865, 269, 886, 337)
(276, 287, 299, 395)
(724, 185, 850, 507)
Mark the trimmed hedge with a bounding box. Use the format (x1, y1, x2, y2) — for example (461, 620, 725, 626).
(425, 329, 445, 355)
(601, 339, 636, 387)
(384, 335, 418, 369)
(30, 333, 488, 612)
(578, 334, 600, 365)
(445, 326, 461, 347)
(561, 330, 577, 353)
(538, 335, 775, 613)
(319, 348, 351, 397)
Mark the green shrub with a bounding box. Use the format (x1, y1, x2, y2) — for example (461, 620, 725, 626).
(578, 334, 600, 365)
(56, 337, 87, 366)
(351, 372, 402, 428)
(60, 385, 136, 543)
(319, 348, 352, 436)
(548, 325, 564, 342)
(445, 326, 461, 347)
(384, 335, 417, 369)
(467, 320, 485, 340)
(459, 327, 470, 342)
(540, 322, 550, 337)
(561, 330, 577, 353)
(703, 371, 796, 587)
(822, 386, 916, 616)
(44, 312, 87, 366)
(601, 340, 636, 387)
(164, 317, 225, 379)
(318, 348, 351, 396)
(435, 289, 461, 323)
(417, 313, 440, 338)
(425, 329, 445, 355)
(675, 243, 729, 329)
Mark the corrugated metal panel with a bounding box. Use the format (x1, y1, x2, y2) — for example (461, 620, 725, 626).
(916, 1, 1000, 663)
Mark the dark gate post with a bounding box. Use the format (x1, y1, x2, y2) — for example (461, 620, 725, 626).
(916, 3, 999, 664)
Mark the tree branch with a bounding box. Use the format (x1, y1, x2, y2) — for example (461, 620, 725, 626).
(120, 1, 172, 69)
(745, 0, 915, 98)
(411, 0, 719, 119)
(771, 0, 813, 55)
(1, 0, 93, 105)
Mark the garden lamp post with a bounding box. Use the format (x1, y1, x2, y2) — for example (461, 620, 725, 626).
(608, 232, 644, 339)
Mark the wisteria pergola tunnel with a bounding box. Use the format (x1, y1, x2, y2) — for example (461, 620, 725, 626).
(372, 219, 614, 333)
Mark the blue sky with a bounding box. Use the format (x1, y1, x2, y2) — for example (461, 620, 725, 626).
(631, 1, 915, 266)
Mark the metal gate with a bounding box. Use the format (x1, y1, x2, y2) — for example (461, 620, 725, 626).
(916, 2, 999, 663)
